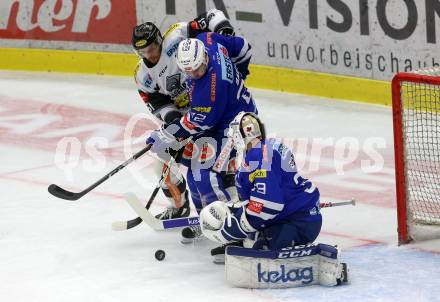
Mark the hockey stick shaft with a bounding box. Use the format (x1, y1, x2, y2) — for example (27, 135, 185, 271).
(124, 195, 356, 231)
(319, 199, 356, 208)
(48, 145, 152, 200)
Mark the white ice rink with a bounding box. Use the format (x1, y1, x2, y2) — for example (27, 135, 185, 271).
(0, 71, 439, 302)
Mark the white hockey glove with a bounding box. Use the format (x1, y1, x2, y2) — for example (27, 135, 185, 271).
(200, 201, 256, 244)
(206, 9, 235, 36)
(146, 124, 182, 160)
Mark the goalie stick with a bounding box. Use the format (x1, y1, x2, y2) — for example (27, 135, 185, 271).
(48, 145, 151, 200)
(122, 192, 356, 231)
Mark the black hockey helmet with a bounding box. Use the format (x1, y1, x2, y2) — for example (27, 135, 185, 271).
(131, 22, 163, 50)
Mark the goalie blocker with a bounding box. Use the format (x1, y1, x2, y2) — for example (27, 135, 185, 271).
(225, 243, 348, 289)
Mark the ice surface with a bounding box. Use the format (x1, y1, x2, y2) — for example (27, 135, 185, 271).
(0, 71, 439, 302)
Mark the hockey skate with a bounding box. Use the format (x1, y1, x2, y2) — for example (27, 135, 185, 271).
(181, 225, 204, 244)
(210, 241, 243, 264)
(155, 191, 190, 220)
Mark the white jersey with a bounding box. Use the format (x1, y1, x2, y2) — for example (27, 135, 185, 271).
(134, 22, 190, 114)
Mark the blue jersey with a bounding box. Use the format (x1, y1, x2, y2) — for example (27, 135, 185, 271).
(236, 139, 321, 230)
(169, 32, 257, 139)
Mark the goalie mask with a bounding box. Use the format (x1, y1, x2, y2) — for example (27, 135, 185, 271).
(228, 112, 265, 153)
(176, 38, 208, 79)
(132, 22, 163, 62)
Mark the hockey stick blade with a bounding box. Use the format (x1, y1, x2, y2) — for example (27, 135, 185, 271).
(111, 158, 171, 231)
(111, 141, 191, 230)
(111, 180, 161, 231)
(48, 184, 84, 201)
(112, 217, 142, 231)
(123, 192, 199, 231)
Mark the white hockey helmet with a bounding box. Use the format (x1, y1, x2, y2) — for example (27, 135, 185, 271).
(176, 38, 208, 76)
(228, 112, 265, 152)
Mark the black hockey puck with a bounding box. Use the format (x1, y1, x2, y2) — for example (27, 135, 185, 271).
(155, 249, 166, 261)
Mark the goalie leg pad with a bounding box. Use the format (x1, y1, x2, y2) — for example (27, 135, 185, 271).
(225, 243, 348, 289)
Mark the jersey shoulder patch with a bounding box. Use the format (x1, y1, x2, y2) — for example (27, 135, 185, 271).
(273, 141, 289, 156)
(271, 140, 297, 172)
(163, 22, 184, 38)
(163, 22, 187, 57)
(248, 169, 267, 183)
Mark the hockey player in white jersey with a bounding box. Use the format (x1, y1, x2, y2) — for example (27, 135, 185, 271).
(131, 9, 237, 220)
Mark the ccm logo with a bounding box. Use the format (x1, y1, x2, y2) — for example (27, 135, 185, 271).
(278, 249, 313, 259)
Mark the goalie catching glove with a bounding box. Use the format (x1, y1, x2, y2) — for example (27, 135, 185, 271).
(200, 201, 257, 244)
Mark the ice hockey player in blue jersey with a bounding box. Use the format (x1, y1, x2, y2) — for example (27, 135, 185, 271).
(132, 9, 236, 222)
(200, 112, 322, 258)
(199, 112, 348, 289)
(146, 34, 257, 243)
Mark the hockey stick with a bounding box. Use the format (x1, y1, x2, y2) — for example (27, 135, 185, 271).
(48, 145, 152, 200)
(111, 187, 159, 231)
(320, 199, 356, 208)
(123, 192, 200, 231)
(123, 193, 356, 231)
(111, 137, 192, 230)
(111, 158, 174, 231)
